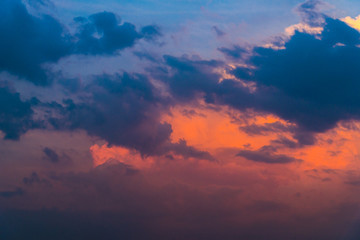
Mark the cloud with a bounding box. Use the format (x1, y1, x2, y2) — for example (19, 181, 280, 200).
(0, 0, 71, 85)
(237, 17, 360, 134)
(43, 147, 59, 163)
(212, 26, 226, 37)
(73, 11, 160, 55)
(0, 188, 24, 198)
(46, 73, 213, 160)
(240, 121, 295, 136)
(141, 25, 162, 41)
(156, 55, 223, 102)
(218, 45, 247, 59)
(164, 139, 215, 161)
(342, 15, 360, 31)
(0, 61, 213, 160)
(296, 0, 330, 27)
(236, 147, 301, 164)
(42, 147, 72, 165)
(49, 73, 171, 155)
(156, 14, 360, 147)
(23, 172, 51, 187)
(0, 86, 38, 140)
(2, 0, 359, 156)
(0, 1, 161, 85)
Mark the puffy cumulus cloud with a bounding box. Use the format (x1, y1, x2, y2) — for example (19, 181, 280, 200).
(7, 0, 357, 158)
(0, 1, 161, 85)
(4, 1, 360, 239)
(284, 22, 323, 36)
(154, 10, 360, 147)
(152, 55, 290, 140)
(234, 17, 360, 134)
(46, 73, 213, 160)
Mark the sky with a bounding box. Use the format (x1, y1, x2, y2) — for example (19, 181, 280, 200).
(3, 0, 360, 239)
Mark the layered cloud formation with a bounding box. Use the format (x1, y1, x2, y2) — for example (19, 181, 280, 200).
(3, 0, 360, 239)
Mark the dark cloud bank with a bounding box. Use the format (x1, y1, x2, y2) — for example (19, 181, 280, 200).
(154, 0, 360, 150)
(0, 0, 159, 86)
(1, 0, 360, 155)
(2, 0, 360, 159)
(0, 0, 212, 161)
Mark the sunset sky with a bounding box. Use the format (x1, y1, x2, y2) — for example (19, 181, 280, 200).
(3, 0, 360, 239)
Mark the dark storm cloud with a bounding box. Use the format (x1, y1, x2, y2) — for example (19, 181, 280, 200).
(156, 55, 223, 102)
(47, 73, 213, 160)
(0, 87, 38, 140)
(240, 17, 360, 134)
(0, 1, 161, 85)
(0, 48, 211, 160)
(229, 1, 360, 137)
(0, 0, 71, 85)
(3, 0, 358, 155)
(157, 7, 360, 147)
(49, 73, 171, 156)
(74, 11, 160, 55)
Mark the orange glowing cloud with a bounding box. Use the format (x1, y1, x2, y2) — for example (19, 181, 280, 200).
(162, 104, 292, 151)
(90, 103, 360, 179)
(90, 144, 155, 168)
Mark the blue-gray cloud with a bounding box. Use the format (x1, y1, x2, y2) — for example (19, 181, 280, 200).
(0, 1, 161, 85)
(0, 86, 38, 140)
(74, 11, 160, 55)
